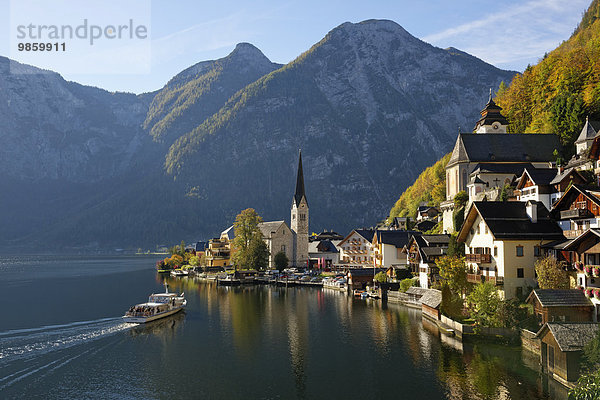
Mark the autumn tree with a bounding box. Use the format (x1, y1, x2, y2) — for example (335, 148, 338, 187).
(466, 282, 500, 328)
(535, 256, 569, 289)
(437, 256, 470, 297)
(231, 208, 270, 270)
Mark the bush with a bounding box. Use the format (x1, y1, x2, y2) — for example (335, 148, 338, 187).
(374, 271, 387, 283)
(399, 278, 418, 292)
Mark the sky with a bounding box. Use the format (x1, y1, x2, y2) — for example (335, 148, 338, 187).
(0, 0, 591, 94)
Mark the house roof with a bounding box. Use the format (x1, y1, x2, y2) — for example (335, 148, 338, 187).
(405, 287, 429, 297)
(470, 162, 535, 176)
(421, 247, 447, 258)
(258, 221, 287, 239)
(447, 133, 561, 168)
(309, 239, 338, 253)
(551, 184, 600, 214)
(560, 229, 600, 251)
(375, 230, 417, 248)
(536, 322, 599, 352)
(458, 201, 564, 242)
(420, 289, 442, 309)
(221, 225, 235, 240)
(550, 167, 587, 186)
(421, 234, 451, 245)
(516, 167, 558, 189)
(414, 220, 437, 232)
(575, 117, 600, 144)
(526, 289, 594, 308)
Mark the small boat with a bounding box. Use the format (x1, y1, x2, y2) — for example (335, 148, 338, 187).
(123, 283, 186, 323)
(170, 269, 188, 277)
(217, 275, 241, 286)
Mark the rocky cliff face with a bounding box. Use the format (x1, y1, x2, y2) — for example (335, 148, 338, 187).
(164, 20, 516, 234)
(0, 20, 517, 250)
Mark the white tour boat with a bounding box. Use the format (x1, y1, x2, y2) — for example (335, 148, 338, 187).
(123, 283, 186, 323)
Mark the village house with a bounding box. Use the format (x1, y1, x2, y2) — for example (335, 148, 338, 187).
(420, 289, 442, 321)
(205, 226, 235, 268)
(514, 167, 559, 211)
(526, 289, 594, 327)
(404, 234, 450, 289)
(562, 117, 600, 173)
(346, 268, 385, 289)
(372, 230, 416, 270)
(416, 205, 440, 222)
(551, 184, 600, 239)
(388, 216, 410, 230)
(458, 200, 565, 299)
(441, 97, 561, 233)
(308, 239, 340, 269)
(338, 229, 377, 268)
(536, 322, 599, 387)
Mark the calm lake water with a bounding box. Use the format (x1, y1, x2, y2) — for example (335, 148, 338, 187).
(0, 255, 569, 399)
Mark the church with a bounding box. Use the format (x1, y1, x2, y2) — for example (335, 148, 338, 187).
(259, 151, 309, 268)
(441, 94, 561, 233)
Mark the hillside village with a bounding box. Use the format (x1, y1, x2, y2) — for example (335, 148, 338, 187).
(162, 94, 600, 391)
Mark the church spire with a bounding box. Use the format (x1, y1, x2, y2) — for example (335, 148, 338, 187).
(294, 150, 307, 207)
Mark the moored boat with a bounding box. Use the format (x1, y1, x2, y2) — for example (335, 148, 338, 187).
(123, 283, 186, 323)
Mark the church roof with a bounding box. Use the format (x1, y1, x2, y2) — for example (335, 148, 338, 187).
(293, 151, 307, 207)
(258, 221, 287, 239)
(575, 117, 600, 144)
(447, 133, 561, 167)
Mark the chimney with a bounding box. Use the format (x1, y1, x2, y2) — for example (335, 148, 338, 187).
(526, 201, 537, 223)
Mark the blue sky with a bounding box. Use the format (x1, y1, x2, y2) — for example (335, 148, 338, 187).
(0, 0, 590, 94)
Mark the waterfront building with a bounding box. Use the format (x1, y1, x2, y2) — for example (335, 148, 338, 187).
(338, 229, 377, 268)
(205, 227, 235, 268)
(441, 97, 561, 233)
(308, 239, 340, 269)
(404, 234, 449, 289)
(458, 201, 564, 299)
(420, 289, 442, 321)
(526, 289, 594, 327)
(372, 230, 416, 269)
(536, 322, 599, 386)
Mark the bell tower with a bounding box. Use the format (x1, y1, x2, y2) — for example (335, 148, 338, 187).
(474, 89, 509, 134)
(291, 150, 308, 267)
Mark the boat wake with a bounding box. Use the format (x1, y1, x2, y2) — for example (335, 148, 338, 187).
(0, 317, 135, 363)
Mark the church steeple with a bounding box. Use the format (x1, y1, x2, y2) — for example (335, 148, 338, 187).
(474, 89, 509, 133)
(293, 150, 307, 207)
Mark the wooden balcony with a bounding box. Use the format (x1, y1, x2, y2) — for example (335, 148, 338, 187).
(467, 273, 504, 285)
(465, 253, 492, 263)
(560, 208, 592, 219)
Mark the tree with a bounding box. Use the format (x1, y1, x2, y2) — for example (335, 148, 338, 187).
(493, 298, 525, 328)
(188, 255, 200, 267)
(569, 370, 600, 400)
(437, 256, 469, 297)
(231, 208, 267, 269)
(535, 256, 569, 289)
(454, 191, 468, 208)
(274, 251, 289, 272)
(374, 271, 387, 283)
(245, 237, 269, 270)
(441, 283, 464, 319)
(447, 232, 465, 258)
(466, 282, 500, 328)
(399, 278, 418, 292)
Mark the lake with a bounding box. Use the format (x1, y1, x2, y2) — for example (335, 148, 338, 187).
(0, 255, 569, 399)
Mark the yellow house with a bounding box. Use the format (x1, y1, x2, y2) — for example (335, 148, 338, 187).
(457, 200, 565, 299)
(205, 226, 235, 268)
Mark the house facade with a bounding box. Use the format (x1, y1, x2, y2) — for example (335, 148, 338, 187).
(405, 234, 449, 289)
(338, 229, 376, 268)
(458, 201, 565, 299)
(372, 230, 415, 269)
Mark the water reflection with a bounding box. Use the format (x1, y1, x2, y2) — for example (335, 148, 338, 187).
(153, 279, 562, 400)
(128, 312, 185, 340)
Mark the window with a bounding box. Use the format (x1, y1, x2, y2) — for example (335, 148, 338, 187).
(300, 214, 306, 221)
(477, 225, 480, 234)
(493, 247, 498, 257)
(281, 245, 286, 252)
(549, 346, 555, 369)
(485, 225, 489, 234)
(534, 246, 541, 257)
(516, 246, 524, 257)
(517, 268, 524, 278)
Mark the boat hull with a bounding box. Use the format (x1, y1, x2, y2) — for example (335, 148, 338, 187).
(123, 304, 185, 324)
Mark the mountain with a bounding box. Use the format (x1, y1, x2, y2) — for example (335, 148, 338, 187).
(0, 20, 517, 251)
(163, 20, 516, 234)
(144, 43, 281, 144)
(495, 0, 600, 151)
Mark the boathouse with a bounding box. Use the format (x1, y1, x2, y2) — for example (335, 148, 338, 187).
(421, 289, 442, 320)
(526, 289, 594, 328)
(536, 322, 599, 386)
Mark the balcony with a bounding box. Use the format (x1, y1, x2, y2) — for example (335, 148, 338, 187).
(465, 253, 492, 263)
(560, 208, 592, 219)
(467, 273, 503, 285)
